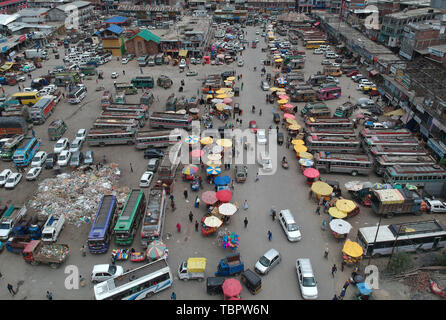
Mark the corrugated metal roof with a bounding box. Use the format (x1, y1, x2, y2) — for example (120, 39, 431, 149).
(128, 29, 160, 44)
(0, 14, 20, 26)
(104, 16, 128, 24)
(106, 24, 123, 35)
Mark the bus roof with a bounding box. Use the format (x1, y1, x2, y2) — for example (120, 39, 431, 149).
(88, 128, 135, 135)
(316, 152, 370, 162)
(12, 92, 39, 97)
(88, 195, 116, 239)
(387, 165, 446, 175)
(114, 190, 144, 232)
(309, 135, 358, 142)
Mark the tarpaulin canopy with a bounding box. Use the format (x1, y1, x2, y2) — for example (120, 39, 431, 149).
(373, 189, 404, 204)
(342, 240, 364, 258)
(187, 258, 206, 273)
(217, 139, 232, 148)
(279, 95, 290, 100)
(311, 181, 333, 196)
(284, 113, 296, 119)
(286, 118, 297, 124)
(202, 191, 218, 205)
(384, 108, 405, 117)
(179, 50, 188, 57)
(207, 153, 222, 161)
(277, 99, 288, 104)
(299, 158, 314, 167)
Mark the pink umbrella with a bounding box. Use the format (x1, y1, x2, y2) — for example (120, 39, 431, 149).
(282, 103, 294, 109)
(303, 167, 320, 179)
(190, 149, 204, 158)
(283, 113, 296, 119)
(223, 98, 232, 104)
(279, 95, 289, 100)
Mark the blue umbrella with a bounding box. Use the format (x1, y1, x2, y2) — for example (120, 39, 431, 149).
(214, 175, 231, 186)
(207, 166, 221, 175)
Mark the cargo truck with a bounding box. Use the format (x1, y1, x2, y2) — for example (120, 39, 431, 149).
(22, 240, 69, 268)
(371, 189, 424, 218)
(178, 257, 206, 281)
(215, 253, 244, 276)
(41, 214, 65, 243)
(0, 205, 27, 241)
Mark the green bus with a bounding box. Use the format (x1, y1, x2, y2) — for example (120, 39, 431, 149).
(80, 66, 97, 76)
(114, 82, 138, 95)
(131, 76, 154, 89)
(114, 189, 146, 245)
(54, 72, 81, 87)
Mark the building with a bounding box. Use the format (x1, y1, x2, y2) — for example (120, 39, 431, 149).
(125, 29, 160, 56)
(378, 8, 441, 48)
(47, 1, 93, 24)
(117, 4, 182, 23)
(427, 43, 446, 65)
(17, 8, 50, 23)
(399, 19, 446, 60)
(101, 24, 125, 56)
(27, 0, 71, 8)
(296, 0, 313, 12)
(0, 0, 27, 14)
(431, 0, 446, 9)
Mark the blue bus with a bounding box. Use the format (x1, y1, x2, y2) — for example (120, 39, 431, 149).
(88, 195, 117, 254)
(12, 137, 40, 167)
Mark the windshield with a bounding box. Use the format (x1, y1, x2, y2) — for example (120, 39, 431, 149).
(59, 155, 66, 160)
(0, 223, 9, 229)
(288, 223, 299, 232)
(303, 277, 316, 287)
(0, 175, 5, 180)
(56, 143, 64, 148)
(6, 177, 15, 183)
(108, 265, 117, 275)
(258, 256, 271, 267)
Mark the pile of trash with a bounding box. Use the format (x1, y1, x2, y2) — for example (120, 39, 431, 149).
(29, 164, 129, 225)
(41, 244, 69, 258)
(403, 271, 431, 293)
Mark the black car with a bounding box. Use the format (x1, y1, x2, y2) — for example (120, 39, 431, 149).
(220, 71, 235, 79)
(45, 153, 58, 169)
(144, 148, 165, 159)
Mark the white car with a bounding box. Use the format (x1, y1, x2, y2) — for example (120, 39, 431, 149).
(359, 78, 373, 85)
(179, 59, 186, 68)
(326, 76, 339, 84)
(5, 172, 22, 189)
(425, 199, 446, 213)
(237, 59, 244, 67)
(358, 83, 375, 90)
(76, 128, 87, 141)
(57, 150, 71, 166)
(139, 171, 154, 188)
(257, 130, 267, 145)
(0, 169, 12, 187)
(258, 152, 273, 172)
(122, 58, 129, 64)
(256, 30, 260, 35)
(314, 49, 323, 54)
(26, 167, 42, 181)
(44, 85, 56, 94)
(111, 72, 119, 79)
(24, 87, 37, 92)
(69, 138, 83, 153)
(296, 258, 318, 300)
(31, 151, 48, 167)
(332, 63, 340, 67)
(321, 59, 331, 65)
(91, 264, 124, 283)
(17, 75, 26, 82)
(54, 138, 69, 154)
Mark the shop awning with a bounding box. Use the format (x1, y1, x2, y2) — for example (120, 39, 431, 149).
(179, 50, 188, 57)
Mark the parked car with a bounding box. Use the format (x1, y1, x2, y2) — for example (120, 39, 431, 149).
(84, 150, 94, 165)
(111, 72, 119, 79)
(122, 58, 129, 64)
(321, 60, 331, 65)
(45, 153, 57, 169)
(69, 138, 83, 153)
(254, 249, 281, 275)
(313, 49, 323, 54)
(91, 264, 124, 283)
(147, 158, 159, 172)
(70, 151, 84, 168)
(144, 148, 164, 159)
(31, 151, 48, 168)
(5, 172, 22, 189)
(26, 167, 42, 181)
(325, 76, 339, 84)
(186, 70, 198, 77)
(76, 128, 87, 142)
(57, 150, 71, 166)
(347, 70, 359, 77)
(425, 198, 446, 213)
(54, 138, 69, 154)
(139, 171, 154, 188)
(237, 59, 244, 67)
(0, 169, 12, 187)
(296, 258, 318, 300)
(332, 63, 341, 67)
(261, 81, 270, 91)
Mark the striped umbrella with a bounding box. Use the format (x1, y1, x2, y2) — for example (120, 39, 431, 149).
(207, 166, 221, 175)
(185, 135, 199, 144)
(146, 240, 167, 260)
(182, 165, 199, 175)
(299, 158, 314, 167)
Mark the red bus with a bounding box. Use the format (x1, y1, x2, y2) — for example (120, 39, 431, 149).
(316, 87, 342, 101)
(360, 128, 412, 139)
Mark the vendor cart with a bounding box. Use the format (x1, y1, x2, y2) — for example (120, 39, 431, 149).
(130, 251, 146, 262)
(111, 248, 129, 262)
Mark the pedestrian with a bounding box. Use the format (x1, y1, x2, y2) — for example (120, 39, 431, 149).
(255, 172, 259, 182)
(123, 70, 125, 75)
(31, 129, 35, 137)
(239, 119, 242, 125)
(140, 67, 143, 74)
(267, 230, 272, 241)
(46, 291, 53, 300)
(339, 287, 346, 300)
(315, 206, 321, 215)
(241, 82, 244, 91)
(324, 201, 330, 213)
(319, 197, 324, 206)
(62, 93, 65, 99)
(341, 260, 346, 272)
(195, 196, 200, 208)
(170, 199, 176, 210)
(171, 292, 176, 300)
(270, 206, 276, 221)
(331, 264, 337, 277)
(243, 200, 248, 210)
(169, 194, 174, 201)
(244, 217, 248, 228)
(130, 163, 133, 172)
(343, 279, 350, 290)
(332, 294, 339, 300)
(183, 189, 188, 200)
(195, 220, 199, 232)
(188, 211, 193, 222)
(176, 223, 181, 233)
(7, 283, 15, 296)
(80, 245, 86, 257)
(324, 247, 329, 258)
(309, 189, 313, 199)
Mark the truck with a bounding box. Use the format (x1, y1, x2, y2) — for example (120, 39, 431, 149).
(48, 119, 67, 141)
(370, 189, 424, 218)
(178, 257, 206, 281)
(0, 205, 27, 241)
(79, 66, 96, 76)
(24, 49, 48, 60)
(29, 95, 56, 124)
(2, 105, 30, 121)
(234, 165, 248, 183)
(41, 214, 65, 243)
(22, 240, 69, 268)
(0, 134, 24, 160)
(215, 253, 244, 276)
(11, 213, 43, 239)
(6, 235, 33, 254)
(141, 188, 166, 247)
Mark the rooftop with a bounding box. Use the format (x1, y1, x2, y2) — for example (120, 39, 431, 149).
(428, 44, 446, 52)
(56, 1, 92, 11)
(104, 16, 129, 24)
(105, 24, 123, 35)
(117, 4, 182, 13)
(128, 29, 161, 44)
(386, 8, 441, 19)
(18, 8, 50, 16)
(0, 14, 19, 26)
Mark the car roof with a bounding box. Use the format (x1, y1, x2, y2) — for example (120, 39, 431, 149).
(57, 138, 67, 143)
(297, 258, 314, 275)
(92, 264, 110, 273)
(263, 248, 279, 260)
(1, 169, 12, 174)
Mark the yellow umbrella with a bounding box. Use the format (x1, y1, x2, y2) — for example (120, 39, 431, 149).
(299, 152, 313, 160)
(329, 207, 348, 219)
(342, 240, 364, 258)
(226, 76, 235, 81)
(216, 94, 228, 99)
(286, 118, 297, 125)
(288, 124, 301, 131)
(336, 199, 357, 213)
(294, 144, 307, 153)
(201, 137, 214, 145)
(216, 105, 224, 111)
(215, 89, 226, 94)
(311, 181, 333, 196)
(225, 92, 234, 97)
(275, 58, 283, 63)
(204, 216, 223, 228)
(206, 94, 213, 100)
(216, 139, 232, 148)
(277, 99, 288, 104)
(292, 139, 305, 145)
(269, 87, 279, 92)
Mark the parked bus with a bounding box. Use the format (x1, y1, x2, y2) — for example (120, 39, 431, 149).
(99, 111, 145, 127)
(29, 95, 56, 124)
(374, 155, 437, 176)
(314, 152, 373, 176)
(68, 86, 87, 104)
(308, 75, 327, 87)
(290, 89, 316, 102)
(306, 107, 331, 118)
(340, 64, 358, 74)
(141, 188, 166, 247)
(12, 137, 40, 167)
(106, 105, 150, 119)
(316, 87, 341, 101)
(360, 128, 412, 139)
(155, 53, 164, 65)
(358, 220, 446, 257)
(87, 128, 136, 147)
(323, 66, 342, 77)
(88, 195, 117, 254)
(149, 112, 192, 130)
(305, 117, 353, 129)
(306, 40, 326, 49)
(131, 76, 154, 89)
(370, 145, 429, 156)
(114, 83, 138, 95)
(0, 134, 24, 161)
(306, 135, 362, 154)
(114, 189, 146, 246)
(300, 102, 327, 117)
(93, 258, 172, 300)
(363, 136, 420, 148)
(11, 92, 41, 106)
(306, 127, 356, 137)
(135, 130, 182, 150)
(54, 72, 80, 86)
(384, 165, 446, 187)
(93, 118, 138, 130)
(137, 55, 149, 67)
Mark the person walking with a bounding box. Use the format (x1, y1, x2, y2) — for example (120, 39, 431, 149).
(46, 291, 53, 300)
(80, 245, 86, 257)
(332, 294, 339, 300)
(343, 280, 350, 291)
(267, 230, 273, 241)
(194, 196, 200, 208)
(339, 287, 346, 300)
(183, 189, 188, 200)
(31, 129, 35, 137)
(171, 292, 176, 300)
(331, 264, 337, 277)
(244, 217, 248, 228)
(176, 223, 181, 233)
(188, 211, 193, 223)
(309, 190, 313, 199)
(241, 82, 244, 91)
(7, 283, 15, 296)
(122, 70, 125, 75)
(243, 200, 248, 210)
(195, 220, 199, 232)
(255, 172, 259, 182)
(315, 206, 321, 215)
(341, 260, 346, 272)
(130, 163, 133, 173)
(324, 247, 329, 258)
(270, 206, 276, 221)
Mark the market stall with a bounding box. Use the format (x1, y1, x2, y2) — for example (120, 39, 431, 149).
(342, 239, 364, 266)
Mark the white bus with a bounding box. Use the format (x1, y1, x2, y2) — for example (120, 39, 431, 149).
(374, 155, 437, 176)
(314, 152, 373, 176)
(306, 134, 362, 153)
(357, 220, 446, 257)
(135, 130, 182, 150)
(87, 128, 136, 146)
(94, 258, 172, 300)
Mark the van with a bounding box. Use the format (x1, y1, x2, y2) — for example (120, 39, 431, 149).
(147, 158, 159, 172)
(296, 258, 318, 299)
(278, 209, 301, 242)
(235, 165, 248, 183)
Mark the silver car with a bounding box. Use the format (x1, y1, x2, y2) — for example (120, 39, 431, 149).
(254, 249, 281, 275)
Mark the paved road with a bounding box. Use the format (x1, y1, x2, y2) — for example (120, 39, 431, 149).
(0, 25, 445, 300)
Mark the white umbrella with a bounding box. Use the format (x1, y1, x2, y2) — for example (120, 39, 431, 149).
(344, 181, 363, 192)
(219, 203, 237, 216)
(204, 216, 223, 228)
(211, 99, 224, 104)
(329, 219, 352, 235)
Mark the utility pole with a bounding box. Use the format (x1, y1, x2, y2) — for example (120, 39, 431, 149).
(367, 216, 382, 266)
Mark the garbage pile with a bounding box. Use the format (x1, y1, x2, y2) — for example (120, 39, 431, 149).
(41, 244, 69, 259)
(29, 164, 129, 225)
(403, 271, 431, 292)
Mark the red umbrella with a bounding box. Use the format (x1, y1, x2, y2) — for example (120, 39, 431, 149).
(283, 113, 296, 119)
(303, 167, 320, 179)
(216, 189, 232, 203)
(222, 278, 242, 298)
(190, 149, 204, 158)
(202, 191, 218, 205)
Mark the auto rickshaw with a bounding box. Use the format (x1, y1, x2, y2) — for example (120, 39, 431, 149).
(234, 87, 240, 97)
(277, 132, 284, 145)
(241, 269, 262, 295)
(266, 73, 271, 82)
(206, 277, 225, 295)
(273, 113, 280, 124)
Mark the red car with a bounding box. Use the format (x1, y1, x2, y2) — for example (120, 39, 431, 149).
(249, 120, 258, 133)
(347, 70, 359, 77)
